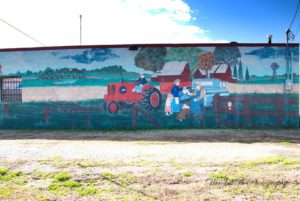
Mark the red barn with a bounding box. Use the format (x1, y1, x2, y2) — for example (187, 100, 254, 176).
(193, 63, 237, 83)
(151, 61, 191, 94)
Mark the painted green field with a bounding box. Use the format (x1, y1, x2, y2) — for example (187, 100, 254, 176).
(21, 72, 145, 87)
(20, 72, 299, 87)
(0, 93, 298, 129)
(240, 75, 299, 84)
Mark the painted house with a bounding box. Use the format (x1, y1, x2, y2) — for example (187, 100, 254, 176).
(193, 63, 237, 82)
(151, 61, 191, 93)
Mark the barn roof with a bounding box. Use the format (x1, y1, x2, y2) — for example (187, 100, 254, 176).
(156, 61, 188, 76)
(198, 63, 229, 74)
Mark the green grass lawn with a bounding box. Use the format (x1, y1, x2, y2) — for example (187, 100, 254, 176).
(0, 151, 299, 200)
(0, 129, 299, 200)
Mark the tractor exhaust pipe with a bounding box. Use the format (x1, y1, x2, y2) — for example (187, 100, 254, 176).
(120, 66, 124, 83)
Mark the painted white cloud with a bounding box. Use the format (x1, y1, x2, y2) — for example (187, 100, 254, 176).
(0, 0, 227, 48)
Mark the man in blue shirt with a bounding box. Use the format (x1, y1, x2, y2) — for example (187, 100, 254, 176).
(132, 74, 147, 93)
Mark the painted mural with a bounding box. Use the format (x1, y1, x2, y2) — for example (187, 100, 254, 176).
(0, 44, 298, 129)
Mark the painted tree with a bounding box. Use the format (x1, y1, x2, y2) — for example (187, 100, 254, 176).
(44, 67, 54, 75)
(197, 52, 215, 78)
(270, 62, 280, 80)
(135, 47, 167, 72)
(165, 47, 204, 77)
(233, 64, 238, 78)
(245, 67, 250, 80)
(213, 46, 241, 66)
(238, 60, 243, 80)
(26, 70, 33, 76)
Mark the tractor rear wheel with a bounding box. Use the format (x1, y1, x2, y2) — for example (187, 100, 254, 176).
(141, 87, 162, 111)
(106, 101, 119, 113)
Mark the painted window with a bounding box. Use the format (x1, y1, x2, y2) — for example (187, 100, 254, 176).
(1, 76, 22, 102)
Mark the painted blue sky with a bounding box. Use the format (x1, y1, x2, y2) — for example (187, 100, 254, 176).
(0, 0, 298, 48)
(0, 46, 298, 76)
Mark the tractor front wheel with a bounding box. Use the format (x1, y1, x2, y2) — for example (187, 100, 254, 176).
(106, 101, 119, 113)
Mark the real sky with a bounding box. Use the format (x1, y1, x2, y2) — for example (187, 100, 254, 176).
(0, 0, 298, 48)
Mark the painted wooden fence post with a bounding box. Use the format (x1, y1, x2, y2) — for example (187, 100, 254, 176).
(214, 94, 221, 126)
(85, 112, 90, 128)
(4, 104, 9, 116)
(276, 95, 283, 126)
(131, 103, 138, 128)
(243, 95, 251, 127)
(44, 107, 49, 124)
(243, 94, 251, 127)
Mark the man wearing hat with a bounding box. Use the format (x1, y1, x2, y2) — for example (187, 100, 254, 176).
(190, 82, 205, 115)
(132, 73, 147, 93)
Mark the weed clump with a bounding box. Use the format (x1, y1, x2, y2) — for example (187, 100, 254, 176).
(247, 157, 300, 166)
(49, 172, 82, 195)
(101, 172, 116, 180)
(101, 171, 136, 187)
(209, 173, 229, 180)
(0, 186, 13, 199)
(0, 168, 9, 176)
(55, 172, 71, 182)
(77, 186, 98, 196)
(183, 171, 191, 177)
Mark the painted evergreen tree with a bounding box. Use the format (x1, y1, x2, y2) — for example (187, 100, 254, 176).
(238, 60, 243, 80)
(233, 64, 238, 78)
(245, 67, 250, 80)
(270, 62, 280, 80)
(44, 67, 55, 75)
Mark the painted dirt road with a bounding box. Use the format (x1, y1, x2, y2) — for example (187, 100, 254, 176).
(21, 84, 299, 102)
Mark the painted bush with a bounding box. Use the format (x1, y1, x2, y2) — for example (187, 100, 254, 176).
(0, 44, 298, 129)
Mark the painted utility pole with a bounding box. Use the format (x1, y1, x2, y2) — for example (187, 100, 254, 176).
(285, 29, 294, 91)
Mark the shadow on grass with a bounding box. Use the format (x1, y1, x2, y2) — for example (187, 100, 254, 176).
(0, 128, 299, 143)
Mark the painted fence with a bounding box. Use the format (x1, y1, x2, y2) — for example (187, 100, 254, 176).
(0, 43, 298, 129)
(214, 94, 299, 127)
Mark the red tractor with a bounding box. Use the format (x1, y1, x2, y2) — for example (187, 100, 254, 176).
(104, 82, 162, 113)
